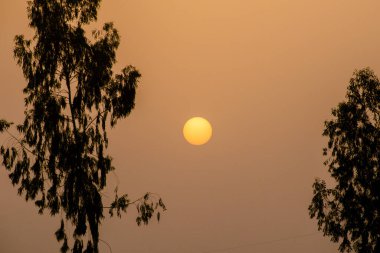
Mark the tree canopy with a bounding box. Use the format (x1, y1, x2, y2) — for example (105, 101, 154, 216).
(0, 1, 165, 252)
(309, 68, 380, 253)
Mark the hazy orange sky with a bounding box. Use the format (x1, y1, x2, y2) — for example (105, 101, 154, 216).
(1, 1, 380, 252)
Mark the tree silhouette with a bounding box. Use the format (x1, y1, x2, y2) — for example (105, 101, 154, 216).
(0, 1, 165, 252)
(309, 68, 380, 253)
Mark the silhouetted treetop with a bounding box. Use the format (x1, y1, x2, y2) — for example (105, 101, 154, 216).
(309, 68, 380, 253)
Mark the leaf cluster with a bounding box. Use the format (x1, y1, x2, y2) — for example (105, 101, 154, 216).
(108, 190, 167, 225)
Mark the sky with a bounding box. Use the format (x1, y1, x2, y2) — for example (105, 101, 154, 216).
(1, 1, 380, 252)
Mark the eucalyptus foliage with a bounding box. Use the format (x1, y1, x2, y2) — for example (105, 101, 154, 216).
(309, 68, 380, 253)
(0, 1, 165, 252)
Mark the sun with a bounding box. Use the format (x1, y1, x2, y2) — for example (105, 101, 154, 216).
(183, 117, 212, 145)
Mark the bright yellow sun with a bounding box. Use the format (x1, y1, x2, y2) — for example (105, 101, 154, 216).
(183, 117, 212, 145)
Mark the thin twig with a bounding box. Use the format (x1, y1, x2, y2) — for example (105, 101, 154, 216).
(85, 110, 107, 131)
(99, 238, 113, 253)
(5, 129, 35, 157)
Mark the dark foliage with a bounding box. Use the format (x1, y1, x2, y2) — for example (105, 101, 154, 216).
(0, 1, 166, 252)
(309, 68, 380, 253)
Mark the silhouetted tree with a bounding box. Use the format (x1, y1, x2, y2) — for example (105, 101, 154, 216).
(309, 68, 380, 253)
(0, 1, 165, 252)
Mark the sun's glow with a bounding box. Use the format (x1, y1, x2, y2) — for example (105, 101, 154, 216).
(183, 117, 212, 145)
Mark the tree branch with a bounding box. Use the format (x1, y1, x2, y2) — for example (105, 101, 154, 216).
(65, 71, 80, 141)
(5, 129, 36, 157)
(85, 110, 106, 132)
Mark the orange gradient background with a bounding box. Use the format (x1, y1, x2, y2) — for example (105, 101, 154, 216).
(1, 1, 380, 252)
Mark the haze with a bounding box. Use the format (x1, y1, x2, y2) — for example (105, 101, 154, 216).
(1, 1, 380, 252)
